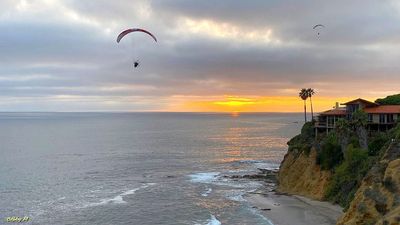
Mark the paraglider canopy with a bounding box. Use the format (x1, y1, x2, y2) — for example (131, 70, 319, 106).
(313, 24, 325, 35)
(313, 24, 325, 29)
(116, 28, 157, 43)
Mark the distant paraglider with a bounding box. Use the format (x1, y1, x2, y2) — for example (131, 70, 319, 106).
(134, 61, 139, 68)
(313, 24, 325, 36)
(116, 28, 157, 69)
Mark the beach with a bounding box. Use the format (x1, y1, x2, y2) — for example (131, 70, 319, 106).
(245, 192, 343, 225)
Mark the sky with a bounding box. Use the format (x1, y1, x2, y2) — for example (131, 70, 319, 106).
(1, 0, 400, 112)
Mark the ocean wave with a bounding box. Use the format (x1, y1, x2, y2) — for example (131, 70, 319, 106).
(195, 214, 221, 225)
(226, 189, 245, 202)
(253, 162, 280, 171)
(248, 207, 275, 225)
(87, 195, 126, 207)
(84, 183, 156, 208)
(190, 171, 263, 190)
(206, 215, 221, 225)
(189, 172, 220, 183)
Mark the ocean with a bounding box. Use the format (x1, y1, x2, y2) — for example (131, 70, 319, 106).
(0, 112, 303, 225)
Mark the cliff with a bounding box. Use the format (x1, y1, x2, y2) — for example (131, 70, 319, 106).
(277, 147, 332, 200)
(277, 122, 400, 225)
(337, 141, 400, 225)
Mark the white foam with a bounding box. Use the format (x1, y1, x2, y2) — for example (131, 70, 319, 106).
(84, 183, 156, 208)
(248, 207, 275, 225)
(195, 215, 221, 225)
(86, 195, 126, 207)
(226, 190, 246, 202)
(201, 187, 212, 197)
(234, 160, 280, 171)
(206, 215, 221, 225)
(189, 172, 220, 183)
(238, 159, 264, 164)
(254, 162, 280, 171)
(120, 187, 141, 196)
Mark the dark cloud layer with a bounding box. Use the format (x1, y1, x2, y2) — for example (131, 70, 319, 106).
(0, 0, 399, 111)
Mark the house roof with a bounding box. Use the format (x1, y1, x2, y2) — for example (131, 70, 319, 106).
(342, 98, 379, 106)
(364, 105, 400, 114)
(319, 107, 347, 116)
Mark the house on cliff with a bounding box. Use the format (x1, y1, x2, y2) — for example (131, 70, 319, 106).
(315, 98, 400, 134)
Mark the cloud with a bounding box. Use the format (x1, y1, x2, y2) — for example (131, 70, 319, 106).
(0, 0, 400, 111)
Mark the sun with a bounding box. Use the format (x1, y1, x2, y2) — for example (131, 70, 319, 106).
(213, 97, 256, 108)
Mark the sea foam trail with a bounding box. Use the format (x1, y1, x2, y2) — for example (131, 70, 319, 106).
(85, 183, 156, 207)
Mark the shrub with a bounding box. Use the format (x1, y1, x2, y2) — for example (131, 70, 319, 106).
(317, 133, 343, 170)
(349, 135, 361, 148)
(375, 93, 400, 105)
(394, 123, 400, 139)
(287, 134, 312, 154)
(325, 145, 371, 208)
(301, 121, 315, 138)
(287, 122, 314, 154)
(344, 145, 369, 167)
(368, 133, 390, 156)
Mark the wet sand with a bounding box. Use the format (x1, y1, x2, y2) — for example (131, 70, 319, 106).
(245, 192, 343, 225)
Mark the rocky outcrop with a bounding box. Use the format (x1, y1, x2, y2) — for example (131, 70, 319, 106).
(277, 148, 332, 200)
(337, 141, 400, 225)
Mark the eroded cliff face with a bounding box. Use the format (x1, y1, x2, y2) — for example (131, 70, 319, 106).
(337, 141, 400, 225)
(277, 148, 332, 200)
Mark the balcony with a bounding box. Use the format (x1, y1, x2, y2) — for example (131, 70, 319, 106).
(315, 122, 335, 128)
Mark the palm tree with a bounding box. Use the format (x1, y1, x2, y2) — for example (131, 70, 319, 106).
(307, 88, 315, 121)
(299, 88, 308, 123)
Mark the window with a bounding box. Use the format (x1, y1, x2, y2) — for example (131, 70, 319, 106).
(379, 114, 385, 123)
(387, 114, 394, 123)
(368, 114, 373, 122)
(347, 104, 360, 119)
(328, 116, 334, 127)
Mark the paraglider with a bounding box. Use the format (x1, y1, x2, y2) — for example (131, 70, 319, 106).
(134, 61, 139, 68)
(313, 24, 325, 35)
(116, 28, 157, 69)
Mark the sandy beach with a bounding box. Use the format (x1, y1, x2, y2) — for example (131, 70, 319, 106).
(245, 192, 343, 225)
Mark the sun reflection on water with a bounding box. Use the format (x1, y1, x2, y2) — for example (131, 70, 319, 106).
(208, 118, 290, 164)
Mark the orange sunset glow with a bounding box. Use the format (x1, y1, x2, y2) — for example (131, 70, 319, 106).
(176, 95, 364, 113)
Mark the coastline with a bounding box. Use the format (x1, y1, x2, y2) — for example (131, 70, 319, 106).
(226, 167, 343, 225)
(245, 191, 343, 225)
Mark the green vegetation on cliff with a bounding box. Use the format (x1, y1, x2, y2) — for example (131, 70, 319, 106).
(287, 121, 314, 154)
(323, 123, 400, 209)
(316, 133, 343, 170)
(283, 94, 400, 224)
(285, 120, 400, 209)
(375, 94, 400, 105)
(325, 145, 372, 209)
